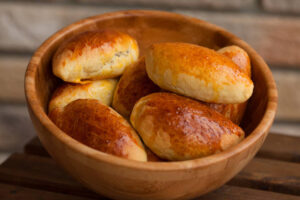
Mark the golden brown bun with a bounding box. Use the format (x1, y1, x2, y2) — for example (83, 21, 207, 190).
(112, 57, 160, 118)
(145, 42, 253, 104)
(48, 79, 117, 113)
(53, 30, 139, 83)
(204, 45, 252, 124)
(49, 99, 147, 161)
(218, 45, 251, 77)
(203, 103, 246, 125)
(130, 93, 244, 161)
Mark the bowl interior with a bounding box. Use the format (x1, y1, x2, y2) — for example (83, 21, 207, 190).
(33, 10, 269, 147)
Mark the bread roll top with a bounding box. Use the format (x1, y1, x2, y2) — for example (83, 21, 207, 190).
(203, 45, 252, 124)
(49, 99, 147, 161)
(145, 42, 253, 104)
(218, 45, 251, 77)
(204, 102, 246, 124)
(48, 79, 117, 113)
(112, 57, 160, 117)
(53, 30, 139, 83)
(131, 93, 244, 161)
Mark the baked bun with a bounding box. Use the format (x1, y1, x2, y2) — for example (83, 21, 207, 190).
(112, 57, 160, 117)
(48, 79, 117, 113)
(53, 30, 139, 83)
(130, 93, 244, 161)
(204, 45, 252, 124)
(49, 99, 147, 161)
(204, 103, 246, 125)
(218, 45, 251, 77)
(145, 42, 253, 104)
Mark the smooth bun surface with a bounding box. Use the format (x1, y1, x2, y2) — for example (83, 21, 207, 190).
(112, 57, 160, 118)
(53, 30, 139, 83)
(49, 99, 147, 161)
(204, 102, 246, 125)
(204, 45, 252, 124)
(130, 93, 244, 161)
(218, 45, 251, 77)
(48, 79, 117, 113)
(145, 42, 253, 104)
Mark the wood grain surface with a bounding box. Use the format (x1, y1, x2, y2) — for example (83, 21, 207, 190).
(0, 183, 94, 200)
(24, 133, 300, 163)
(1, 2, 300, 67)
(1, 133, 299, 199)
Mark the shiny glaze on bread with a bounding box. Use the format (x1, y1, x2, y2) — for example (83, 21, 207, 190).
(49, 99, 147, 161)
(112, 57, 160, 118)
(48, 79, 117, 113)
(205, 45, 252, 124)
(53, 30, 139, 83)
(130, 93, 244, 161)
(145, 42, 253, 104)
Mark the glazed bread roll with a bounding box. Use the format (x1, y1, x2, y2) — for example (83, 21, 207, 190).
(49, 99, 147, 161)
(204, 103, 246, 125)
(205, 45, 252, 124)
(145, 42, 253, 104)
(218, 45, 251, 77)
(48, 79, 117, 113)
(53, 30, 139, 83)
(112, 57, 160, 117)
(130, 93, 244, 161)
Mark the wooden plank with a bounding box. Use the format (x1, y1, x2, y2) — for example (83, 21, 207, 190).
(1, 153, 300, 197)
(229, 157, 300, 195)
(270, 123, 300, 137)
(0, 104, 35, 152)
(0, 2, 299, 67)
(13, 0, 255, 10)
(0, 2, 120, 52)
(262, 0, 300, 14)
(176, 10, 300, 68)
(74, 0, 256, 10)
(24, 137, 49, 157)
(0, 152, 10, 164)
(198, 185, 300, 200)
(258, 133, 300, 162)
(24, 133, 300, 163)
(1, 153, 300, 199)
(0, 154, 101, 198)
(0, 183, 94, 200)
(272, 69, 300, 122)
(0, 55, 29, 103)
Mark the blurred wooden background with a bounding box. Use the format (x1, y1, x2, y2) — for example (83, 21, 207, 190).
(0, 0, 299, 162)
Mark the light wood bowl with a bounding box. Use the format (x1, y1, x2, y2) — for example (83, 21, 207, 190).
(25, 10, 277, 200)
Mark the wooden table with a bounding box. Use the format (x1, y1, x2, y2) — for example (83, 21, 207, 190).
(0, 133, 299, 200)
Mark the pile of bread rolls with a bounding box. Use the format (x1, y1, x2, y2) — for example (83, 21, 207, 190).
(49, 30, 254, 162)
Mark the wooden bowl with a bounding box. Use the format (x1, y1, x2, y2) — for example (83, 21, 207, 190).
(25, 10, 277, 200)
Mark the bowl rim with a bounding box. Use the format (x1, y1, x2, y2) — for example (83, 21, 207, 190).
(25, 10, 278, 171)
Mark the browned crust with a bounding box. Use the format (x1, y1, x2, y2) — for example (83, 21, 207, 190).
(147, 42, 250, 84)
(205, 45, 252, 124)
(53, 30, 131, 62)
(132, 93, 244, 160)
(204, 102, 247, 124)
(49, 99, 144, 159)
(113, 57, 160, 117)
